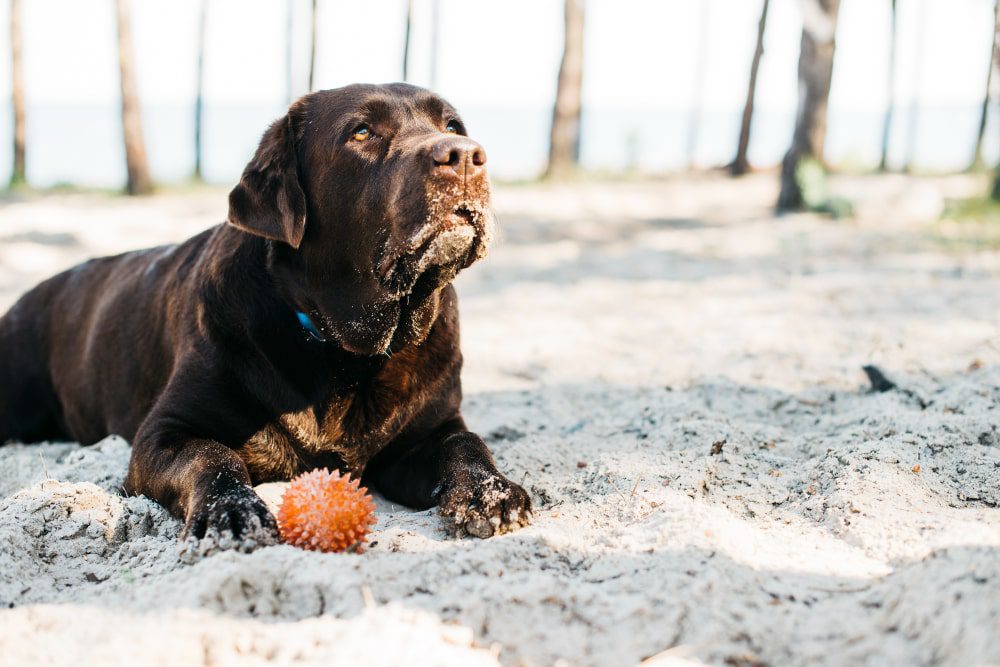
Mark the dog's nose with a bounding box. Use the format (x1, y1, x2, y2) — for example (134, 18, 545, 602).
(430, 136, 487, 181)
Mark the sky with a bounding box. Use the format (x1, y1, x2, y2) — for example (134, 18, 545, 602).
(0, 0, 995, 183)
(0, 0, 992, 109)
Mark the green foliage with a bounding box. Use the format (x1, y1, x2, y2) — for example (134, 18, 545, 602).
(796, 157, 854, 218)
(943, 196, 1000, 225)
(796, 158, 827, 209)
(937, 196, 1000, 250)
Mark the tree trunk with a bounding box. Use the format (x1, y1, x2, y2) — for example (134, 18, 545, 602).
(686, 0, 712, 171)
(545, 0, 585, 180)
(777, 0, 841, 212)
(9, 0, 26, 187)
(402, 0, 413, 82)
(971, 0, 1000, 170)
(730, 0, 770, 177)
(193, 0, 207, 181)
(993, 9, 1000, 202)
(878, 0, 898, 172)
(115, 0, 153, 195)
(308, 0, 317, 92)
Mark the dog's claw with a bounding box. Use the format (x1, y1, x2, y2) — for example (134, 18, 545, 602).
(180, 489, 279, 561)
(438, 469, 532, 538)
(466, 518, 494, 538)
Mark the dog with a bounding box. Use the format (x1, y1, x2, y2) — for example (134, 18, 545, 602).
(0, 83, 532, 550)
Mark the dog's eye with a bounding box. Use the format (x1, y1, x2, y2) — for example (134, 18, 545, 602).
(444, 121, 460, 134)
(352, 125, 371, 142)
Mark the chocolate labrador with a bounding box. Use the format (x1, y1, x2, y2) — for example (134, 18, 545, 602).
(0, 83, 531, 551)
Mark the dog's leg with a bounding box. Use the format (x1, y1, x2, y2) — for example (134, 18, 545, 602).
(367, 417, 532, 537)
(121, 364, 281, 552)
(124, 431, 279, 553)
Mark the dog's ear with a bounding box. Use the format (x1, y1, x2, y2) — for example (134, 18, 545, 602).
(227, 111, 307, 249)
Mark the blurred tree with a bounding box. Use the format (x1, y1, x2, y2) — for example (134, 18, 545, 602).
(730, 0, 770, 177)
(193, 0, 207, 181)
(308, 0, 317, 92)
(878, 0, 897, 172)
(402, 0, 413, 82)
(9, 0, 26, 188)
(777, 0, 841, 212)
(545, 0, 585, 180)
(687, 0, 711, 170)
(993, 5, 1000, 202)
(115, 0, 153, 195)
(971, 0, 999, 170)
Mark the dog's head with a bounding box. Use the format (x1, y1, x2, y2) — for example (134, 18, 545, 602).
(227, 83, 493, 356)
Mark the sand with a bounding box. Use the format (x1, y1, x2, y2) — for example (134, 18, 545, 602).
(1, 174, 998, 666)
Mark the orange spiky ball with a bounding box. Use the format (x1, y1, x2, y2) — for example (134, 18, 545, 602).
(276, 468, 377, 553)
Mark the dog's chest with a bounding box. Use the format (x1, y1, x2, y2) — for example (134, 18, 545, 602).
(239, 344, 452, 483)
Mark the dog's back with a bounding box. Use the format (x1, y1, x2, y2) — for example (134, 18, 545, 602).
(0, 229, 214, 445)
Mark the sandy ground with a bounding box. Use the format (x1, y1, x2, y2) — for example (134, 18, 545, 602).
(0, 174, 998, 667)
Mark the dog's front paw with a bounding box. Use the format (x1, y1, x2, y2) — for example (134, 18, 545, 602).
(438, 469, 532, 538)
(181, 488, 280, 560)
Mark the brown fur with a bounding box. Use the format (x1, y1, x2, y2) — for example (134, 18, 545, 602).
(0, 84, 531, 550)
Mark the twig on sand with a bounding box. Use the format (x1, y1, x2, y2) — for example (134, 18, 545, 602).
(862, 365, 897, 393)
(37, 452, 50, 480)
(628, 476, 643, 507)
(862, 364, 928, 408)
(809, 584, 873, 594)
(361, 585, 376, 608)
(605, 475, 628, 503)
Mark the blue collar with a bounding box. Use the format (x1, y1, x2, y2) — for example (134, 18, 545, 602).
(296, 311, 327, 342)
